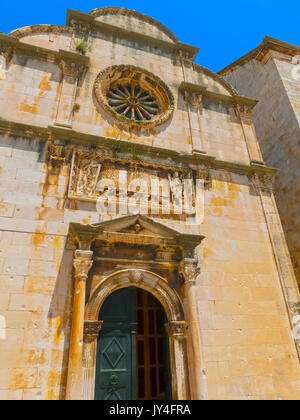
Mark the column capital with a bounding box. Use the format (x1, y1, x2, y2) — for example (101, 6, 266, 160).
(234, 103, 254, 121)
(165, 321, 188, 341)
(180, 260, 200, 286)
(253, 172, 275, 193)
(73, 249, 93, 281)
(59, 58, 86, 79)
(83, 320, 103, 343)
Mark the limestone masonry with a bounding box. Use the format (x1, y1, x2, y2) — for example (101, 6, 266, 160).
(0, 7, 299, 400)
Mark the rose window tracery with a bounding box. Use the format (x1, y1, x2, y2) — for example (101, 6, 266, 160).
(94, 65, 174, 127)
(107, 83, 159, 122)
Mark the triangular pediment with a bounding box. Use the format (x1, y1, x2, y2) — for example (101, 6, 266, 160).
(94, 215, 180, 239)
(68, 215, 205, 250)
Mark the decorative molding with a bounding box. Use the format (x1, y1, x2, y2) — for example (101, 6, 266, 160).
(67, 215, 204, 254)
(83, 321, 103, 343)
(166, 321, 188, 340)
(9, 25, 73, 39)
(68, 149, 102, 200)
(73, 249, 93, 281)
(129, 270, 144, 284)
(47, 142, 73, 168)
(0, 120, 278, 179)
(179, 258, 200, 286)
(180, 81, 258, 109)
(252, 172, 275, 193)
(59, 52, 88, 79)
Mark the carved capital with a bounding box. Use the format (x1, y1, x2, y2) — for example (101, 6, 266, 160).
(73, 250, 93, 282)
(183, 90, 202, 108)
(234, 103, 254, 121)
(178, 49, 194, 65)
(47, 143, 72, 168)
(166, 321, 188, 340)
(59, 58, 86, 79)
(289, 302, 300, 317)
(83, 321, 103, 343)
(179, 257, 200, 286)
(253, 173, 274, 192)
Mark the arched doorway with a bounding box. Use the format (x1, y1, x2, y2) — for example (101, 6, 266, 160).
(95, 287, 171, 400)
(83, 269, 190, 400)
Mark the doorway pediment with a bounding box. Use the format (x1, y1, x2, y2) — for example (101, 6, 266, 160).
(67, 214, 205, 252)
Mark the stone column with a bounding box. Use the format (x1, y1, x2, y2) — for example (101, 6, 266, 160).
(179, 50, 206, 155)
(166, 321, 190, 400)
(66, 249, 93, 400)
(55, 53, 87, 128)
(180, 253, 207, 400)
(82, 320, 103, 401)
(236, 104, 265, 164)
(183, 91, 206, 154)
(253, 173, 300, 358)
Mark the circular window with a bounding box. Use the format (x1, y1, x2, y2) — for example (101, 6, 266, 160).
(94, 65, 174, 127)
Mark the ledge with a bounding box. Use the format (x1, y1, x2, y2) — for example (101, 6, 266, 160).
(219, 36, 300, 76)
(0, 33, 90, 68)
(0, 118, 277, 178)
(179, 81, 258, 108)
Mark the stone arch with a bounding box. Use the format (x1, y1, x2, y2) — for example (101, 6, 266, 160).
(83, 269, 190, 400)
(85, 269, 184, 322)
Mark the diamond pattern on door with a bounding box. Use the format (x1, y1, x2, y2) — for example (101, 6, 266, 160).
(103, 337, 125, 368)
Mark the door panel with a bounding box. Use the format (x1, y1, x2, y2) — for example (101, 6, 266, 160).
(95, 287, 171, 400)
(136, 289, 171, 400)
(95, 288, 137, 400)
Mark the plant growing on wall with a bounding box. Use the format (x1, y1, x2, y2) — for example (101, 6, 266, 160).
(75, 41, 87, 55)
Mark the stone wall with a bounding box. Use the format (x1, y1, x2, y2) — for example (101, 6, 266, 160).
(224, 55, 300, 287)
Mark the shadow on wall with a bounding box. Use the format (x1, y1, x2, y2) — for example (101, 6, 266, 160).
(47, 247, 74, 401)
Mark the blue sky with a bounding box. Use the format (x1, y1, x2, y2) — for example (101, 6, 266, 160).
(1, 0, 299, 72)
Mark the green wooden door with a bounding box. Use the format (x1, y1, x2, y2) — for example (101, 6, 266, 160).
(95, 288, 137, 400)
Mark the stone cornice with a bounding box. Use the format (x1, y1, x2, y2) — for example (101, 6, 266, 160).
(219, 36, 300, 76)
(0, 33, 90, 68)
(9, 25, 72, 39)
(66, 9, 199, 61)
(179, 81, 258, 108)
(0, 119, 278, 178)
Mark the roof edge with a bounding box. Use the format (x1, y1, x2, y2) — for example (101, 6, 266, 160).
(219, 36, 300, 76)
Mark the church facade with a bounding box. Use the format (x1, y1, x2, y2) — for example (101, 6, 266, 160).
(0, 7, 299, 400)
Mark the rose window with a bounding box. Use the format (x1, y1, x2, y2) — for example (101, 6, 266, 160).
(107, 84, 159, 122)
(94, 65, 174, 127)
